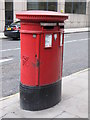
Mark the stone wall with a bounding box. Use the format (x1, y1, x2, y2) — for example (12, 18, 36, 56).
(58, 0, 88, 28)
(0, 0, 5, 32)
(0, 0, 89, 32)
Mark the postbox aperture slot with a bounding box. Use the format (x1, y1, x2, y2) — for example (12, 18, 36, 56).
(45, 34, 52, 48)
(40, 23, 57, 30)
(43, 26, 54, 30)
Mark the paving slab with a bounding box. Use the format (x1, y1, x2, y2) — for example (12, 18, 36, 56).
(0, 69, 88, 118)
(64, 27, 89, 34)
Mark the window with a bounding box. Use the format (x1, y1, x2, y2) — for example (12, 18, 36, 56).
(5, 1, 13, 25)
(37, 2, 47, 10)
(65, 2, 72, 13)
(27, 0, 57, 11)
(73, 2, 79, 14)
(27, 2, 47, 10)
(65, 0, 86, 14)
(48, 2, 57, 11)
(79, 2, 86, 14)
(11, 21, 20, 27)
(27, 2, 39, 10)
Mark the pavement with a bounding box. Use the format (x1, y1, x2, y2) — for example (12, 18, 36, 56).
(0, 27, 89, 39)
(64, 27, 89, 34)
(0, 69, 88, 119)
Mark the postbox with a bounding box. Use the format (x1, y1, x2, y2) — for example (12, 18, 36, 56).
(16, 11, 68, 111)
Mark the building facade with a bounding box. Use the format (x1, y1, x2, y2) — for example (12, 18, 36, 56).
(0, 0, 89, 32)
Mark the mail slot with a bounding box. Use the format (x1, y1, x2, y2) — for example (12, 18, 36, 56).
(16, 10, 68, 111)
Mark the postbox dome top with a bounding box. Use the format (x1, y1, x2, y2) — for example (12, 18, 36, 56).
(16, 10, 68, 23)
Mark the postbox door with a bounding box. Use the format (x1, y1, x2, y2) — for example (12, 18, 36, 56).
(21, 33, 40, 86)
(39, 33, 61, 86)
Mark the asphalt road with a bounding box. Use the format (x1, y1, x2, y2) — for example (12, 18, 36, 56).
(0, 32, 88, 97)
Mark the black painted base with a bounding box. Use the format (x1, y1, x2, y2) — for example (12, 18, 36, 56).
(20, 80, 62, 111)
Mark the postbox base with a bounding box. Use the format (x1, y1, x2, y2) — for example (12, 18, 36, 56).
(20, 80, 62, 111)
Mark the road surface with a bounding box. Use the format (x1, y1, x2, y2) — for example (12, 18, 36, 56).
(0, 32, 88, 97)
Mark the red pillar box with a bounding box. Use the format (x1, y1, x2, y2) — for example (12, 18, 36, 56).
(16, 11, 68, 111)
